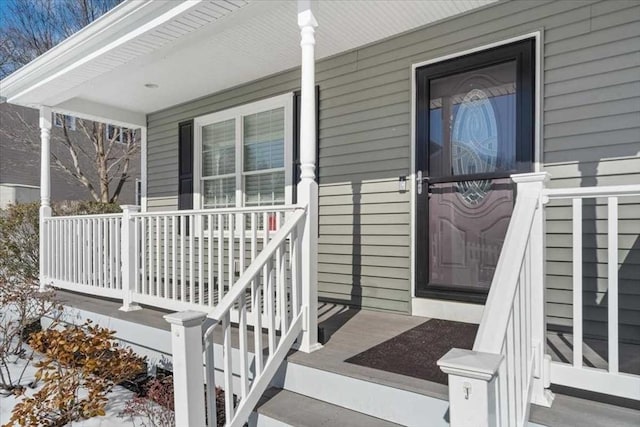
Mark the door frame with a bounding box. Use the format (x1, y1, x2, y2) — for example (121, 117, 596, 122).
(410, 31, 543, 319)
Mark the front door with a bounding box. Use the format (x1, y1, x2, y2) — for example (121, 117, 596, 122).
(415, 39, 535, 303)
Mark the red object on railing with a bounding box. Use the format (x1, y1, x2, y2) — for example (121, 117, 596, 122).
(268, 213, 277, 231)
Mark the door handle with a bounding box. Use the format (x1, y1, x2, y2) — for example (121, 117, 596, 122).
(416, 171, 432, 195)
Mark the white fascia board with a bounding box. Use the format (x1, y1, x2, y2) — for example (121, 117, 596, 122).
(54, 98, 146, 128)
(0, 0, 199, 107)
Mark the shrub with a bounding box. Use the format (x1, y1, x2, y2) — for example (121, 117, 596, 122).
(0, 203, 40, 284)
(7, 320, 145, 426)
(53, 200, 122, 216)
(119, 376, 175, 427)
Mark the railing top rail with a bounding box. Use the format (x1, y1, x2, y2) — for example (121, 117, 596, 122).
(131, 204, 300, 217)
(473, 192, 539, 354)
(544, 184, 640, 200)
(45, 213, 124, 220)
(204, 207, 306, 336)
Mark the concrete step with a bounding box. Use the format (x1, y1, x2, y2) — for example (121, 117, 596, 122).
(251, 388, 402, 427)
(271, 360, 451, 427)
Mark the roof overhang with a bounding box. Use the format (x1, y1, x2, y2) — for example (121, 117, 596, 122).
(0, 0, 497, 128)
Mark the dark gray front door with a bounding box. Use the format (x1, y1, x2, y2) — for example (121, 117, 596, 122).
(415, 39, 535, 303)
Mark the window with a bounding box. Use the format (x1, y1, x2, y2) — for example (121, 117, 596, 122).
(54, 113, 76, 131)
(194, 93, 293, 209)
(105, 124, 133, 144)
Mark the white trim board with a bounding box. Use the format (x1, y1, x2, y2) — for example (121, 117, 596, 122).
(412, 298, 484, 324)
(409, 31, 543, 318)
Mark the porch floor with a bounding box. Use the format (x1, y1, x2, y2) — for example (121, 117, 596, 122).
(54, 292, 640, 425)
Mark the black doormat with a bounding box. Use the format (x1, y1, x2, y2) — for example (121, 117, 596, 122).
(345, 319, 478, 385)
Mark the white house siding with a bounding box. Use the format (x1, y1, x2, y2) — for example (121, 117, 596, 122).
(146, 0, 640, 340)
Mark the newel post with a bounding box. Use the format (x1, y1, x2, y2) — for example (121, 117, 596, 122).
(512, 172, 555, 407)
(119, 205, 141, 312)
(39, 107, 52, 291)
(165, 311, 207, 427)
(438, 348, 503, 427)
(297, 1, 321, 353)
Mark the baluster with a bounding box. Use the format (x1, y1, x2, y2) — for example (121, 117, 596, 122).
(63, 219, 67, 282)
(275, 213, 284, 331)
(110, 218, 116, 288)
(217, 214, 224, 303)
(572, 198, 583, 368)
(199, 214, 204, 305)
(149, 217, 155, 295)
(514, 281, 523, 422)
(238, 212, 249, 398)
(291, 224, 299, 318)
(228, 213, 235, 294)
(180, 215, 186, 302)
(506, 313, 516, 425)
(189, 215, 195, 303)
(98, 219, 103, 287)
(239, 282, 249, 400)
(525, 241, 532, 371)
(608, 196, 619, 374)
(134, 216, 140, 293)
(63, 220, 67, 281)
(252, 213, 264, 375)
(205, 339, 217, 427)
(208, 214, 214, 306)
(239, 213, 245, 275)
(498, 342, 509, 425)
(116, 218, 122, 289)
(103, 219, 108, 288)
(164, 216, 169, 298)
(106, 219, 111, 287)
(266, 258, 276, 356)
(140, 217, 147, 294)
(172, 216, 177, 300)
(222, 311, 234, 423)
(70, 220, 75, 284)
(156, 215, 161, 296)
(53, 221, 56, 279)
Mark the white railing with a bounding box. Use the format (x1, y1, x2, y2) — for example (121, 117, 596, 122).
(439, 173, 551, 427)
(204, 207, 305, 427)
(130, 205, 297, 314)
(42, 213, 124, 299)
(544, 184, 640, 400)
(41, 204, 298, 315)
(164, 207, 307, 427)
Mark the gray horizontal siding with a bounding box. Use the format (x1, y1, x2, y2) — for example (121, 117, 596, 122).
(147, 0, 640, 319)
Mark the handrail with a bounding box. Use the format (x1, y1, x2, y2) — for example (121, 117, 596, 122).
(201, 206, 307, 427)
(45, 212, 124, 220)
(473, 193, 538, 352)
(131, 204, 299, 217)
(205, 207, 306, 331)
(544, 184, 640, 199)
(440, 173, 549, 427)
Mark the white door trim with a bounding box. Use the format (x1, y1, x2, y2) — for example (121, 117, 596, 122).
(409, 31, 543, 318)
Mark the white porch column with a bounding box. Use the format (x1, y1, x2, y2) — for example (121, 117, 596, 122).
(297, 2, 321, 353)
(513, 172, 555, 407)
(140, 126, 148, 212)
(39, 107, 52, 291)
(164, 311, 207, 427)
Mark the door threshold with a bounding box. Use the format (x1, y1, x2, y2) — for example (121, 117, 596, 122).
(411, 297, 484, 324)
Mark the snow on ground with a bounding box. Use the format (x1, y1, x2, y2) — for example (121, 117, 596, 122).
(0, 351, 146, 426)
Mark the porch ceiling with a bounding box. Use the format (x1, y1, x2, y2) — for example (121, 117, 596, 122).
(0, 0, 497, 127)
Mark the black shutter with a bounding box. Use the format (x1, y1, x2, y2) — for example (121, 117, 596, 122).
(292, 85, 320, 204)
(178, 120, 194, 210)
